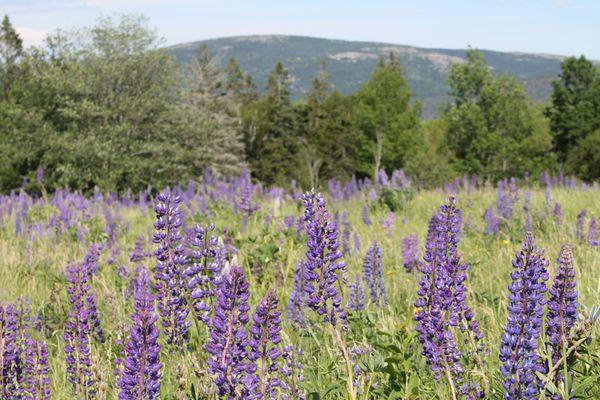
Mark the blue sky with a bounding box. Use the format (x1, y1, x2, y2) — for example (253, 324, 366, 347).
(1, 0, 598, 58)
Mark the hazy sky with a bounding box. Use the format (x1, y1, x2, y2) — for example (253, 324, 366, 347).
(1, 0, 598, 58)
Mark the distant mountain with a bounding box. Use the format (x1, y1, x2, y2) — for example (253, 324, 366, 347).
(169, 35, 570, 118)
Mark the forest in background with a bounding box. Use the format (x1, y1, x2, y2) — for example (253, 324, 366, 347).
(0, 15, 599, 194)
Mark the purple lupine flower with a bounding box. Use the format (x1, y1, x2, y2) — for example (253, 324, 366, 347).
(576, 210, 587, 241)
(588, 217, 598, 246)
(550, 204, 562, 228)
(130, 236, 148, 263)
(206, 266, 254, 397)
(401, 234, 420, 272)
(363, 242, 387, 306)
(361, 205, 372, 226)
(499, 232, 549, 400)
(118, 269, 162, 400)
(283, 215, 295, 231)
(302, 190, 347, 327)
(64, 262, 96, 397)
(546, 244, 578, 393)
(1, 304, 22, 398)
(379, 212, 395, 235)
(153, 192, 190, 348)
(414, 198, 483, 390)
(280, 345, 305, 400)
(484, 207, 500, 235)
(84, 243, 101, 276)
(352, 233, 361, 254)
(184, 223, 220, 325)
(24, 339, 51, 399)
(287, 261, 307, 326)
(248, 289, 283, 398)
(346, 275, 366, 312)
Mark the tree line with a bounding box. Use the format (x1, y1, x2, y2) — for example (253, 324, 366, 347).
(0, 15, 598, 194)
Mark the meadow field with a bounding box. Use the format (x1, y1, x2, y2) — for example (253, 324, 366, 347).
(0, 173, 598, 399)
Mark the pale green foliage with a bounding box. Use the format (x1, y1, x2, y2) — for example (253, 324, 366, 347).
(354, 54, 422, 178)
(444, 49, 554, 180)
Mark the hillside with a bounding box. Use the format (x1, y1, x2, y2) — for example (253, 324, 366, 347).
(169, 35, 567, 118)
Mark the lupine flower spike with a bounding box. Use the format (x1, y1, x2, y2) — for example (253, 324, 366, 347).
(301, 190, 347, 326)
(206, 266, 254, 397)
(248, 289, 283, 399)
(499, 232, 549, 400)
(546, 244, 578, 397)
(414, 198, 484, 399)
(118, 269, 162, 400)
(363, 242, 387, 306)
(153, 192, 190, 348)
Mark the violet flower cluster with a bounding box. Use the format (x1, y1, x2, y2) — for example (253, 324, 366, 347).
(206, 266, 254, 397)
(363, 241, 387, 306)
(248, 289, 283, 399)
(499, 232, 549, 400)
(64, 262, 99, 397)
(153, 191, 190, 349)
(401, 234, 421, 272)
(346, 275, 366, 312)
(287, 261, 307, 326)
(1, 303, 22, 398)
(484, 207, 500, 235)
(118, 269, 162, 400)
(301, 190, 347, 327)
(361, 205, 372, 226)
(546, 244, 578, 391)
(413, 198, 483, 392)
(184, 223, 221, 325)
(24, 338, 51, 399)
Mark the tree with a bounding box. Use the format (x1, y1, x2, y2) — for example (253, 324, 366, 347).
(295, 60, 357, 188)
(178, 47, 247, 178)
(545, 56, 600, 176)
(1, 15, 197, 193)
(443, 49, 554, 180)
(354, 54, 421, 178)
(0, 15, 23, 99)
(242, 62, 297, 186)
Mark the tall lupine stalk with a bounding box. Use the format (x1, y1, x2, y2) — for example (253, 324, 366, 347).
(499, 232, 549, 400)
(1, 304, 21, 398)
(248, 289, 283, 399)
(287, 261, 307, 326)
(545, 244, 578, 398)
(301, 190, 355, 399)
(206, 266, 255, 397)
(24, 339, 51, 399)
(361, 205, 372, 226)
(64, 262, 98, 398)
(414, 198, 484, 400)
(118, 269, 162, 400)
(401, 234, 421, 272)
(346, 275, 366, 312)
(302, 190, 347, 326)
(484, 207, 500, 235)
(184, 223, 220, 325)
(363, 242, 387, 306)
(152, 192, 190, 349)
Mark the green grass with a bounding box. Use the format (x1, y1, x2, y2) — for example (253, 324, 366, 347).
(1, 185, 598, 399)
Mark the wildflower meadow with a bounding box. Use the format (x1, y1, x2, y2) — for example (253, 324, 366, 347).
(0, 171, 598, 399)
